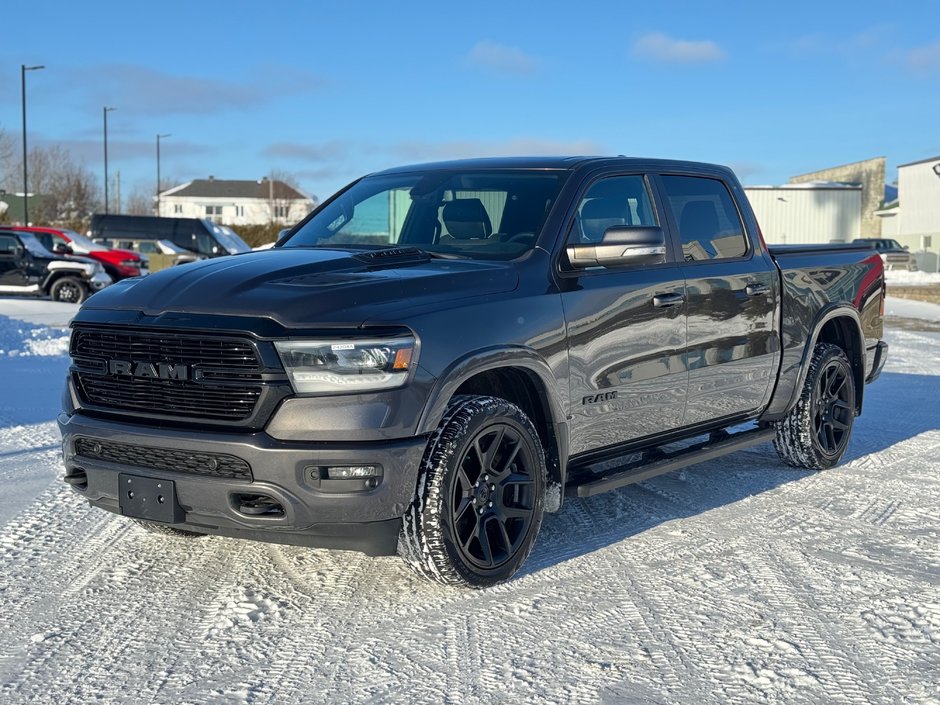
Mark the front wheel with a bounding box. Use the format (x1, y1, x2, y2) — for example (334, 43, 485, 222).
(49, 276, 88, 304)
(399, 396, 546, 588)
(773, 342, 856, 470)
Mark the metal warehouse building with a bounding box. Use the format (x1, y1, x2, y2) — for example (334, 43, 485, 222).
(743, 183, 862, 245)
(876, 155, 940, 271)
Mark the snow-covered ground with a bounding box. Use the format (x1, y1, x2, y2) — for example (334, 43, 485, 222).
(0, 297, 938, 705)
(885, 269, 940, 286)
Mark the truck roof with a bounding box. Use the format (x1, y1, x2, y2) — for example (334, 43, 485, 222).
(373, 155, 735, 176)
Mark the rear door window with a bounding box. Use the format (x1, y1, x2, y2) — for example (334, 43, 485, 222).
(659, 175, 747, 261)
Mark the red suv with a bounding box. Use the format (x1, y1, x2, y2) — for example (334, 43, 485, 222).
(9, 226, 146, 281)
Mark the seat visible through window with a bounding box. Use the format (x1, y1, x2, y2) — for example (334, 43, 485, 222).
(441, 199, 492, 240)
(579, 199, 628, 242)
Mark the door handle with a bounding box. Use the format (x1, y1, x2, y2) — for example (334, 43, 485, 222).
(652, 292, 685, 308)
(745, 283, 770, 297)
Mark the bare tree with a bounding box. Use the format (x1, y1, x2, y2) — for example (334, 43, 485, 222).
(0, 126, 14, 178)
(2, 145, 101, 228)
(125, 187, 155, 216)
(266, 169, 307, 224)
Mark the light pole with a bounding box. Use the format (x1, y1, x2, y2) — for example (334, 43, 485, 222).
(21, 64, 44, 225)
(103, 106, 116, 214)
(156, 133, 171, 216)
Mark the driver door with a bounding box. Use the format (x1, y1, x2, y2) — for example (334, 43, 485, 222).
(559, 174, 689, 456)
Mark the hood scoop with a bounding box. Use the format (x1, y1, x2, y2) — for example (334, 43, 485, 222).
(352, 247, 431, 269)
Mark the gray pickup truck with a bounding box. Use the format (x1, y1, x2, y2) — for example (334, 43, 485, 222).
(59, 157, 887, 587)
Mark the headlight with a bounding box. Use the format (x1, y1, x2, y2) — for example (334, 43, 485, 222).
(275, 337, 415, 393)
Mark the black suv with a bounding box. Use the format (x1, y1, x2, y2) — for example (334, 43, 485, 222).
(0, 229, 112, 302)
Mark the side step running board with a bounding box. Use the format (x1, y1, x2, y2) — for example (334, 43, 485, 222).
(571, 427, 775, 498)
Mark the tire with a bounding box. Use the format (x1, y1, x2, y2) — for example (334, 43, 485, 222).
(132, 519, 205, 538)
(399, 395, 547, 588)
(773, 342, 856, 470)
(49, 276, 88, 304)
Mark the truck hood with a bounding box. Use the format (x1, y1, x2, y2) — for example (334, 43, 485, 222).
(81, 248, 519, 328)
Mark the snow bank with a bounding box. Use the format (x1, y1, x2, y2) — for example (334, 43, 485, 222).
(885, 270, 940, 285)
(0, 316, 70, 358)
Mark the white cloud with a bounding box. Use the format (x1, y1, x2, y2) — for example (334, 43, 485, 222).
(632, 32, 725, 64)
(906, 40, 940, 74)
(463, 41, 539, 75)
(780, 25, 896, 59)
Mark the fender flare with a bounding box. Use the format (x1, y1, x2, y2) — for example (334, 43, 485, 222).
(767, 304, 866, 420)
(416, 346, 570, 502)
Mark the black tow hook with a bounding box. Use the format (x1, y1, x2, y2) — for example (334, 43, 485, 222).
(233, 493, 285, 517)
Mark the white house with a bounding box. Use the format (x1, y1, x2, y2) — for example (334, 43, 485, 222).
(743, 182, 862, 245)
(158, 177, 317, 226)
(875, 156, 940, 271)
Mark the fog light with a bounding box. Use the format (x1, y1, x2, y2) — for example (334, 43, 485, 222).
(324, 465, 379, 479)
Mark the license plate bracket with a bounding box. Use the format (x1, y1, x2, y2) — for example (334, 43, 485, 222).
(118, 474, 183, 524)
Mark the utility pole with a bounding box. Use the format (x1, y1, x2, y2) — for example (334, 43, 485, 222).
(20, 64, 45, 225)
(156, 133, 171, 216)
(103, 106, 116, 213)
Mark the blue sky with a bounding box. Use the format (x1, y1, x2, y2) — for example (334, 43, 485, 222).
(2, 1, 939, 203)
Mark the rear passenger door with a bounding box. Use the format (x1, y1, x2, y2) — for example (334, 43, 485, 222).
(560, 173, 688, 456)
(656, 173, 778, 427)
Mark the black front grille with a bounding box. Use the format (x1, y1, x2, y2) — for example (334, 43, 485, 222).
(72, 329, 258, 369)
(75, 437, 252, 480)
(71, 327, 264, 421)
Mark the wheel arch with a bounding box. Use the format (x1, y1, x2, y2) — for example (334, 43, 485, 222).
(41, 269, 84, 293)
(793, 305, 866, 417)
(417, 348, 569, 511)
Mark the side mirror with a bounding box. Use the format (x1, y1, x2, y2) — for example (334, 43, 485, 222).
(54, 243, 72, 254)
(567, 226, 667, 268)
(13, 245, 25, 258)
(903, 245, 910, 250)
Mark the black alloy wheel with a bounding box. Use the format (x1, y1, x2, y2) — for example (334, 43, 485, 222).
(773, 342, 856, 470)
(448, 422, 537, 571)
(813, 357, 853, 457)
(400, 396, 547, 588)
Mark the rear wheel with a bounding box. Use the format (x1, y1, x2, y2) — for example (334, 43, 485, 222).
(773, 342, 856, 470)
(132, 519, 205, 538)
(49, 276, 88, 304)
(399, 396, 546, 588)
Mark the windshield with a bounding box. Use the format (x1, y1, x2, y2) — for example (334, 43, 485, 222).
(59, 229, 107, 253)
(211, 225, 252, 254)
(18, 232, 55, 257)
(281, 169, 568, 260)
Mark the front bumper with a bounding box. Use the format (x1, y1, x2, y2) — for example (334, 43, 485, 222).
(57, 412, 427, 555)
(89, 272, 112, 291)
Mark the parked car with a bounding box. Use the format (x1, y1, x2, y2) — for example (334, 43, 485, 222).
(8, 225, 146, 281)
(0, 228, 112, 302)
(852, 238, 918, 271)
(94, 237, 203, 267)
(90, 214, 251, 258)
(60, 157, 887, 587)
